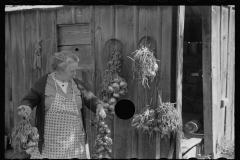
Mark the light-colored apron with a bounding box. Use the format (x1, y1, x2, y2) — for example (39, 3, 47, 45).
(30, 77, 87, 159)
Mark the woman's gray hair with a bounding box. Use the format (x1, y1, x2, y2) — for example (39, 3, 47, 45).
(50, 51, 79, 71)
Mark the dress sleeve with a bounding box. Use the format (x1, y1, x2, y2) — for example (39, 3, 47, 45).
(21, 78, 42, 110)
(73, 77, 101, 113)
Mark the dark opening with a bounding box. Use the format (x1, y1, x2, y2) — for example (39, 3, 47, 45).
(181, 6, 204, 157)
(115, 99, 135, 120)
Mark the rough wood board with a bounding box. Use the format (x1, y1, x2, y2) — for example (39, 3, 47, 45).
(24, 10, 38, 126)
(75, 6, 91, 23)
(230, 10, 235, 142)
(114, 6, 135, 159)
(219, 6, 228, 143)
(137, 6, 160, 159)
(175, 5, 185, 159)
(40, 10, 56, 74)
(5, 13, 11, 135)
(20, 12, 26, 98)
(137, 6, 148, 159)
(159, 6, 173, 158)
(57, 24, 91, 45)
(202, 6, 213, 156)
(56, 6, 75, 24)
(226, 8, 234, 141)
(155, 6, 163, 159)
(93, 6, 115, 158)
(10, 12, 24, 128)
(211, 6, 221, 158)
(131, 6, 139, 159)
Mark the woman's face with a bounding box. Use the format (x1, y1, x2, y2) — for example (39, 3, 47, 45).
(61, 61, 78, 81)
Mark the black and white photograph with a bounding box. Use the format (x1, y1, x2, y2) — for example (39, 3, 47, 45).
(5, 5, 235, 159)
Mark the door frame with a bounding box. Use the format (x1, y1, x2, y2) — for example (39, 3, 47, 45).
(175, 5, 185, 159)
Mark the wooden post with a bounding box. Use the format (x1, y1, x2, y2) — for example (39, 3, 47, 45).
(175, 5, 185, 159)
(155, 89, 162, 159)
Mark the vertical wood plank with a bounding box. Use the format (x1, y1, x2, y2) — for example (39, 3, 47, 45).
(155, 6, 162, 159)
(202, 6, 213, 156)
(220, 6, 228, 141)
(21, 11, 26, 99)
(75, 6, 91, 24)
(5, 13, 11, 136)
(230, 10, 235, 142)
(137, 6, 146, 159)
(225, 7, 234, 141)
(114, 6, 135, 159)
(159, 6, 173, 158)
(226, 8, 235, 142)
(24, 10, 38, 125)
(10, 12, 22, 129)
(40, 10, 56, 74)
(56, 6, 74, 24)
(138, 6, 161, 159)
(211, 6, 221, 158)
(132, 6, 139, 158)
(94, 5, 115, 158)
(175, 5, 185, 159)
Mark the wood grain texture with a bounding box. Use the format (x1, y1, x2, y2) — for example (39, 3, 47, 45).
(155, 6, 162, 159)
(219, 6, 229, 145)
(56, 6, 74, 24)
(24, 10, 38, 126)
(75, 6, 91, 24)
(93, 6, 115, 158)
(137, 6, 160, 159)
(5, 13, 11, 136)
(9, 12, 22, 129)
(211, 6, 221, 158)
(202, 6, 213, 156)
(57, 24, 91, 45)
(114, 6, 135, 159)
(131, 6, 139, 159)
(159, 6, 173, 158)
(175, 6, 185, 159)
(230, 9, 235, 142)
(5, 6, 235, 159)
(226, 7, 234, 142)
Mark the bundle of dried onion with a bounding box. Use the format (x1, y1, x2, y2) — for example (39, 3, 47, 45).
(98, 50, 127, 115)
(132, 101, 183, 140)
(128, 45, 160, 88)
(155, 102, 183, 139)
(11, 118, 39, 154)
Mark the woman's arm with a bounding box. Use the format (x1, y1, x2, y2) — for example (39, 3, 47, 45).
(73, 77, 101, 113)
(21, 77, 43, 110)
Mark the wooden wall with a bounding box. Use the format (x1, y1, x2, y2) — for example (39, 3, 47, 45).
(5, 6, 174, 158)
(202, 6, 235, 158)
(6, 5, 236, 159)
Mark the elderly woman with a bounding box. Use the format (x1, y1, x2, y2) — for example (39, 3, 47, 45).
(17, 51, 106, 159)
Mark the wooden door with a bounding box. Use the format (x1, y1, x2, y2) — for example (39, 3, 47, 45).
(202, 6, 235, 158)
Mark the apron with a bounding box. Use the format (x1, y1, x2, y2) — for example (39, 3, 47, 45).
(30, 77, 87, 159)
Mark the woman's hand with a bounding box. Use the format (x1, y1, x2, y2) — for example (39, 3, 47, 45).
(96, 104, 106, 119)
(17, 105, 32, 118)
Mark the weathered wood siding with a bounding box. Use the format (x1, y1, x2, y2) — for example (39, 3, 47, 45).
(202, 6, 235, 158)
(5, 5, 235, 159)
(5, 6, 174, 158)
